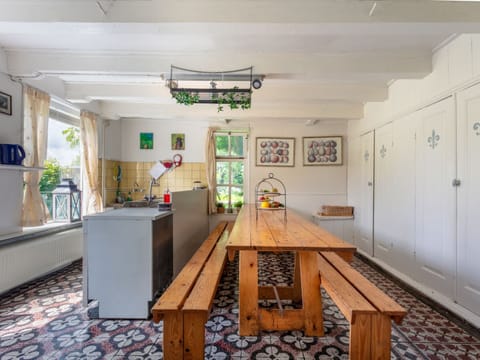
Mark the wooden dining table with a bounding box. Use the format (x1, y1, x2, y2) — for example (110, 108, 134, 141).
(226, 204, 356, 337)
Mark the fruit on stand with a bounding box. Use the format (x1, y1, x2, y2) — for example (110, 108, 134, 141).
(261, 201, 270, 208)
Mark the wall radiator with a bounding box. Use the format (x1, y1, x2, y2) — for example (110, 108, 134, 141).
(0, 228, 83, 294)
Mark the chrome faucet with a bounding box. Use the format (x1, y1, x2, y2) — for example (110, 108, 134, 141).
(147, 178, 155, 204)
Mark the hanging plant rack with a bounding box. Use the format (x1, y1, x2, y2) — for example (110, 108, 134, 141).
(169, 65, 260, 111)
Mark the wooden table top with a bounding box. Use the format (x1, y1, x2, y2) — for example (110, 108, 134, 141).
(226, 204, 357, 253)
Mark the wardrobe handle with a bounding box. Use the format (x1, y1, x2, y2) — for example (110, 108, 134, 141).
(452, 179, 461, 187)
(368, 181, 373, 186)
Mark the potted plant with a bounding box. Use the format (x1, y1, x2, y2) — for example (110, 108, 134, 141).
(216, 201, 225, 214)
(233, 200, 243, 213)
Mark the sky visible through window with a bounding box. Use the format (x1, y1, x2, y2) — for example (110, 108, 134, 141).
(47, 118, 79, 166)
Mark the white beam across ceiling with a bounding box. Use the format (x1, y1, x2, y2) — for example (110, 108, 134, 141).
(99, 99, 364, 121)
(5, 49, 432, 81)
(3, 1, 480, 23)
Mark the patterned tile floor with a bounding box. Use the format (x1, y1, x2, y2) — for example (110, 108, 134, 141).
(0, 253, 479, 359)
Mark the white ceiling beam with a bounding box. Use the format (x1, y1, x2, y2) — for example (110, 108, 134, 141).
(99, 100, 364, 122)
(6, 50, 432, 81)
(64, 81, 388, 104)
(3, 1, 480, 23)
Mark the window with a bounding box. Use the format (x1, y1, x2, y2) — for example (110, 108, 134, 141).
(40, 102, 81, 218)
(215, 132, 247, 209)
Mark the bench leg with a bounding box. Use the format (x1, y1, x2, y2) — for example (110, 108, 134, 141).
(298, 251, 324, 336)
(349, 314, 372, 360)
(183, 311, 209, 360)
(162, 312, 184, 360)
(239, 250, 259, 336)
(372, 314, 392, 360)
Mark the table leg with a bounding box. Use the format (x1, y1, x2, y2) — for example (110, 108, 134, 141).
(299, 251, 324, 336)
(239, 250, 259, 336)
(292, 252, 302, 303)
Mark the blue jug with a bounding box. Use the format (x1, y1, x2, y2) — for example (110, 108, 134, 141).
(0, 144, 26, 165)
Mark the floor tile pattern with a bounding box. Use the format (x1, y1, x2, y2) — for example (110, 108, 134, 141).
(0, 253, 479, 359)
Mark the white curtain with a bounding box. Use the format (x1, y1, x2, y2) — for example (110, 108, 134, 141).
(80, 110, 103, 214)
(22, 86, 51, 226)
(205, 126, 219, 214)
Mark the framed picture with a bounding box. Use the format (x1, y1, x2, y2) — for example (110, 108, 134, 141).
(256, 137, 295, 167)
(0, 91, 12, 116)
(303, 136, 342, 165)
(140, 132, 154, 149)
(171, 133, 185, 150)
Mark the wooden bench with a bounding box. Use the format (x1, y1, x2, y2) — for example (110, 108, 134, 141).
(317, 252, 407, 360)
(151, 221, 234, 360)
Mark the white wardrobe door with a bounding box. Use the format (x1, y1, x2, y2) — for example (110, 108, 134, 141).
(415, 97, 456, 299)
(374, 123, 394, 262)
(457, 84, 480, 316)
(357, 131, 375, 256)
(390, 113, 417, 277)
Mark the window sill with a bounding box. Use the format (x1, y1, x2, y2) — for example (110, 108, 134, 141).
(0, 222, 82, 248)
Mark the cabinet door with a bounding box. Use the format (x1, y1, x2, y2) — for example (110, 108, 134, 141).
(357, 131, 374, 255)
(415, 97, 456, 298)
(457, 84, 480, 316)
(374, 123, 394, 262)
(390, 113, 417, 276)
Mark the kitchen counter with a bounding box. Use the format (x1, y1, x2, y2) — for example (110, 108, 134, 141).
(83, 208, 173, 318)
(84, 207, 172, 221)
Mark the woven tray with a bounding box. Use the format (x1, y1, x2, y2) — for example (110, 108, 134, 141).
(320, 205, 354, 216)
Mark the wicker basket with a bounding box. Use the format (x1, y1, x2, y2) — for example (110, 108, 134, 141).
(320, 205, 354, 216)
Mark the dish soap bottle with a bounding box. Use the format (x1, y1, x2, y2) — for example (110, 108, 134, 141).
(163, 189, 171, 203)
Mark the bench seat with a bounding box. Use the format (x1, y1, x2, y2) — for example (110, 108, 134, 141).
(151, 221, 233, 360)
(318, 252, 407, 360)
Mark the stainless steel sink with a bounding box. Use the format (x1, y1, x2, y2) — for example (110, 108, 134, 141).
(123, 200, 160, 208)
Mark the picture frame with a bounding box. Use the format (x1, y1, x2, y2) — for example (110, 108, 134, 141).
(140, 132, 154, 149)
(256, 137, 295, 167)
(302, 136, 342, 165)
(171, 133, 185, 150)
(0, 91, 12, 116)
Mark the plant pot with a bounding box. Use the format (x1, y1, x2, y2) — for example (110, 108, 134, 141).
(217, 207, 225, 214)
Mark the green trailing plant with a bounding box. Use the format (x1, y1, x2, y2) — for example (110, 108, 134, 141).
(217, 87, 251, 112)
(173, 90, 200, 106)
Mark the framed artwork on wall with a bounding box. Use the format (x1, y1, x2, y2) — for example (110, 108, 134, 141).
(140, 132, 154, 149)
(171, 133, 185, 150)
(302, 136, 342, 165)
(0, 91, 12, 116)
(255, 137, 295, 167)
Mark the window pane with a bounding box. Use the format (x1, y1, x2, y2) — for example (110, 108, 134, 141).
(216, 186, 229, 204)
(231, 135, 244, 157)
(215, 135, 229, 156)
(231, 161, 244, 185)
(231, 186, 243, 204)
(216, 162, 230, 185)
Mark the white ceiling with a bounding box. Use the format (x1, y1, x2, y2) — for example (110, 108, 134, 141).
(2, 0, 480, 122)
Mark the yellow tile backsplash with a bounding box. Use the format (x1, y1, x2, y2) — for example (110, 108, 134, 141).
(98, 159, 208, 205)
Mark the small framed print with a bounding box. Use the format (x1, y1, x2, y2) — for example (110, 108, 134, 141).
(303, 136, 342, 165)
(171, 133, 185, 150)
(140, 132, 154, 149)
(256, 137, 295, 167)
(0, 91, 12, 116)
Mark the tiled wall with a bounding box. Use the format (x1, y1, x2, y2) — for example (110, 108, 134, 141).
(98, 159, 207, 205)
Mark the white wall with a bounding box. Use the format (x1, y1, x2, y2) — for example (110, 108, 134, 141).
(249, 119, 349, 218)
(0, 68, 24, 236)
(347, 34, 480, 326)
(118, 118, 209, 162)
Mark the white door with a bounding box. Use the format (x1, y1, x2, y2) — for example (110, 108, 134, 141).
(374, 123, 394, 262)
(356, 131, 374, 256)
(390, 113, 417, 276)
(415, 97, 456, 298)
(457, 84, 480, 316)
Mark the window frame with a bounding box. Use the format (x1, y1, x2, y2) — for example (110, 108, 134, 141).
(214, 131, 248, 209)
